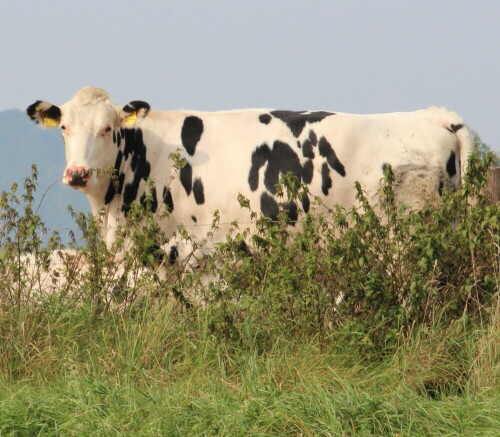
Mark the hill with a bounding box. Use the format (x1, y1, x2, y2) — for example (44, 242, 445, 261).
(0, 109, 88, 239)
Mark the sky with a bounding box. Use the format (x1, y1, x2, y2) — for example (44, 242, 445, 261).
(1, 0, 499, 152)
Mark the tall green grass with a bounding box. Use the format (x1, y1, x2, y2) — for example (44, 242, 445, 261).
(0, 309, 498, 435)
(0, 302, 498, 436)
(0, 154, 498, 435)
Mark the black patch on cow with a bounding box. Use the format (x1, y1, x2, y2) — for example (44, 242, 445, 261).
(302, 159, 314, 184)
(139, 187, 158, 213)
(309, 129, 317, 146)
(248, 144, 272, 191)
(180, 162, 193, 195)
(301, 139, 315, 159)
(191, 215, 197, 223)
(301, 193, 310, 213)
(121, 129, 143, 163)
(438, 181, 444, 197)
(193, 178, 205, 205)
(117, 172, 125, 198)
(120, 128, 126, 146)
(447, 123, 463, 133)
(112, 128, 152, 215)
(260, 192, 279, 221)
(26, 101, 42, 120)
(149, 244, 165, 264)
(237, 240, 252, 257)
(318, 137, 346, 177)
(168, 245, 179, 265)
(162, 187, 174, 213)
(181, 116, 204, 156)
(105, 177, 117, 205)
(303, 111, 335, 123)
(150, 187, 159, 213)
(139, 193, 146, 208)
(284, 201, 298, 225)
(250, 141, 318, 192)
(321, 163, 332, 195)
(104, 150, 124, 205)
(122, 183, 138, 215)
(259, 113, 272, 124)
(122, 100, 151, 116)
(262, 141, 302, 194)
(137, 243, 165, 267)
(115, 150, 124, 172)
(39, 104, 61, 121)
(116, 130, 121, 148)
(446, 151, 457, 178)
(112, 131, 116, 144)
(270, 110, 335, 137)
(26, 101, 62, 123)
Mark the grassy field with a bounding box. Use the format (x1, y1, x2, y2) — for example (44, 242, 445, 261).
(0, 302, 498, 436)
(0, 156, 498, 436)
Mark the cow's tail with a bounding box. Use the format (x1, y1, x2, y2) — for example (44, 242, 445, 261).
(454, 123, 473, 183)
(434, 107, 473, 184)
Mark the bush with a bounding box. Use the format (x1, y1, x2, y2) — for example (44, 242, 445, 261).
(201, 152, 498, 354)
(0, 153, 498, 360)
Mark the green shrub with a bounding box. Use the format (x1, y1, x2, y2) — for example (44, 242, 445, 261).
(201, 152, 498, 355)
(0, 153, 498, 371)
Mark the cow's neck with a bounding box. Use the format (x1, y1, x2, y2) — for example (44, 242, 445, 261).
(87, 192, 109, 216)
(91, 116, 175, 221)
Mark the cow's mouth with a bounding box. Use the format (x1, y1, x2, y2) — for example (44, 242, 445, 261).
(64, 167, 92, 188)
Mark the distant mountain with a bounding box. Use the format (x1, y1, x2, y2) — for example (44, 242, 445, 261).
(0, 109, 89, 241)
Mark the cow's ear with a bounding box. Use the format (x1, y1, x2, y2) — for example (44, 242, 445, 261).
(26, 100, 61, 128)
(120, 100, 151, 127)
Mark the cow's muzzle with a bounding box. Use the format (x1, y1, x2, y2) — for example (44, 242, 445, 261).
(64, 167, 92, 187)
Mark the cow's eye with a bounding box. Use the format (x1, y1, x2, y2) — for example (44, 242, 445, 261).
(104, 126, 112, 134)
(61, 125, 66, 131)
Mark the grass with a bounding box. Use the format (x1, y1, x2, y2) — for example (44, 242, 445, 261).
(0, 155, 498, 435)
(0, 301, 498, 436)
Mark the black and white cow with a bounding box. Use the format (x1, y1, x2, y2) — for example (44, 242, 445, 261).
(27, 87, 472, 263)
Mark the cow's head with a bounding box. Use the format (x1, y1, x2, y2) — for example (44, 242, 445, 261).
(27, 86, 150, 193)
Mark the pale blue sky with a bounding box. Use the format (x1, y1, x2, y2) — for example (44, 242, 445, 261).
(1, 0, 499, 150)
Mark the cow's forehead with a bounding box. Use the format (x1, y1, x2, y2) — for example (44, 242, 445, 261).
(60, 99, 119, 128)
(68, 86, 111, 106)
(58, 86, 118, 126)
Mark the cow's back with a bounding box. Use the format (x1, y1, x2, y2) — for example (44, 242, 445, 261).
(143, 106, 470, 234)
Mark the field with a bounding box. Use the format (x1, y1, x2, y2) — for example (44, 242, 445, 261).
(0, 155, 498, 436)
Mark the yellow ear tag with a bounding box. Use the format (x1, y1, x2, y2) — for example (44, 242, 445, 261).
(124, 112, 137, 126)
(43, 117, 58, 127)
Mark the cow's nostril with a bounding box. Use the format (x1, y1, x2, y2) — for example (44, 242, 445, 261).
(69, 173, 87, 187)
(65, 167, 91, 187)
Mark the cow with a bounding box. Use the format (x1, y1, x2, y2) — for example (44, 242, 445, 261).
(16, 249, 85, 298)
(27, 87, 472, 266)
(11, 249, 153, 306)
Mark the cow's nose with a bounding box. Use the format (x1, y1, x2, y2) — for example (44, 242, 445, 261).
(64, 167, 91, 187)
